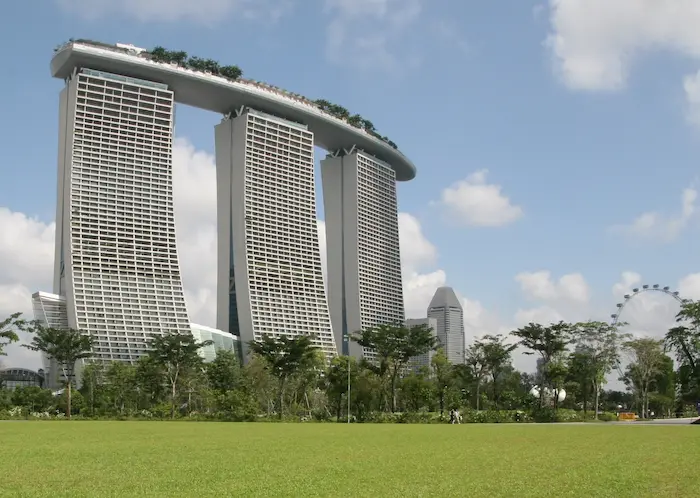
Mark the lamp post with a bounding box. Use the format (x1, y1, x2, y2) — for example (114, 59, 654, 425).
(344, 331, 351, 424)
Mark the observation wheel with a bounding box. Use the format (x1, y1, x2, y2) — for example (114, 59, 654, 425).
(610, 284, 689, 326)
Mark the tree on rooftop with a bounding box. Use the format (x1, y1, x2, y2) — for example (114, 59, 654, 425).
(220, 65, 243, 80)
(348, 114, 364, 127)
(149, 46, 168, 62)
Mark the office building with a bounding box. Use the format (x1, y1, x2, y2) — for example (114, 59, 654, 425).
(215, 109, 337, 358)
(51, 67, 191, 370)
(427, 287, 464, 364)
(321, 149, 405, 358)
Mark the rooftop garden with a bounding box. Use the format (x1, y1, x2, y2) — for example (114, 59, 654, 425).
(55, 40, 399, 151)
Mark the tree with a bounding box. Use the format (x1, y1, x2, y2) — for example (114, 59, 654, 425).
(149, 46, 168, 62)
(347, 114, 364, 127)
(622, 338, 666, 419)
(325, 355, 358, 421)
(22, 324, 94, 418)
(353, 323, 438, 412)
(431, 348, 453, 417)
(80, 362, 105, 417)
(476, 334, 517, 408)
(104, 361, 136, 416)
(206, 349, 257, 420)
(571, 320, 629, 419)
(464, 342, 489, 410)
(248, 334, 319, 418)
(510, 322, 572, 408)
(400, 368, 433, 412)
(566, 349, 597, 417)
(0, 312, 26, 356)
(147, 332, 212, 419)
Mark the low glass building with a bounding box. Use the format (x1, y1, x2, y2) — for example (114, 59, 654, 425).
(190, 323, 241, 363)
(0, 368, 46, 390)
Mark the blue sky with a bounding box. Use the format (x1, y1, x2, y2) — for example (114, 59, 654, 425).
(2, 0, 700, 372)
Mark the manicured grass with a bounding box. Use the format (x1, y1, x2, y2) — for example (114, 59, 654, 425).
(2, 422, 698, 497)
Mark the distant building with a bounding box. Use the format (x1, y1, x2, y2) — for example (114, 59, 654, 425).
(427, 287, 465, 365)
(190, 323, 241, 363)
(0, 368, 45, 390)
(406, 317, 438, 371)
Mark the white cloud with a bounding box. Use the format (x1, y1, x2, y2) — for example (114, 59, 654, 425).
(437, 170, 523, 227)
(545, 0, 700, 91)
(678, 273, 700, 300)
(609, 185, 698, 242)
(323, 0, 422, 70)
(515, 270, 590, 304)
(55, 0, 292, 24)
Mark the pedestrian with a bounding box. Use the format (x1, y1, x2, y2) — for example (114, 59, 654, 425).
(449, 409, 455, 424)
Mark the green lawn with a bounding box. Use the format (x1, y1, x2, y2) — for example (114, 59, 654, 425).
(1, 422, 698, 497)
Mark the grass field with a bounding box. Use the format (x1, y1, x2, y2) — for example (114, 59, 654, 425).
(1, 422, 698, 497)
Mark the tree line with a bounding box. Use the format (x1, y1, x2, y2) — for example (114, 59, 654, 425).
(1, 300, 698, 422)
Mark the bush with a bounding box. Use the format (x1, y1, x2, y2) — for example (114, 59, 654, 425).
(461, 409, 529, 423)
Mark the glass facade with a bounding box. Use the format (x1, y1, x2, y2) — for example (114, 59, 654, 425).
(0, 368, 45, 390)
(190, 324, 241, 362)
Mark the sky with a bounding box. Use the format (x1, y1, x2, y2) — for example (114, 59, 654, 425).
(1, 0, 700, 381)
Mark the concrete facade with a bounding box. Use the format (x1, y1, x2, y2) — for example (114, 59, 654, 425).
(321, 150, 405, 359)
(215, 109, 336, 358)
(50, 68, 191, 370)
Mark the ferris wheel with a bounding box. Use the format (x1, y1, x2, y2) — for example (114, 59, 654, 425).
(610, 284, 689, 326)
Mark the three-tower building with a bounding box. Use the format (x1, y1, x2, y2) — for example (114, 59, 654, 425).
(35, 40, 417, 378)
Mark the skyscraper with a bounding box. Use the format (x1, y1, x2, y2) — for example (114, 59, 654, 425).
(427, 287, 465, 364)
(53, 67, 191, 366)
(215, 108, 337, 357)
(321, 149, 405, 358)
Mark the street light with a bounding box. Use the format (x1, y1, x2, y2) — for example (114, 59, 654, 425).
(343, 331, 351, 424)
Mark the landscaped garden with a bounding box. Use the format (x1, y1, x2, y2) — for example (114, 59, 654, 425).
(1, 422, 698, 497)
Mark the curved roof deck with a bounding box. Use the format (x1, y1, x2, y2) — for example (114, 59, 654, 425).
(51, 42, 416, 181)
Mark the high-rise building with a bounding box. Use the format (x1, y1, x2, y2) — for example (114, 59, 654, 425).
(406, 317, 438, 371)
(427, 287, 465, 364)
(52, 67, 191, 368)
(321, 149, 405, 358)
(215, 109, 337, 358)
(46, 40, 418, 369)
